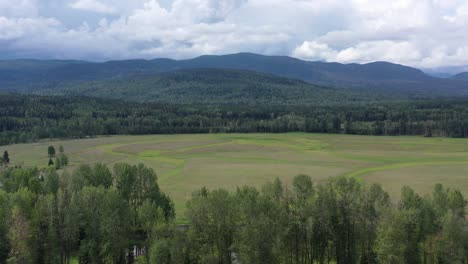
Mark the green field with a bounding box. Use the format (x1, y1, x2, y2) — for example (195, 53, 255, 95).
(4, 133, 468, 218)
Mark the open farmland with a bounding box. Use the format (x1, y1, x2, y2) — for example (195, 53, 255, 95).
(4, 133, 468, 218)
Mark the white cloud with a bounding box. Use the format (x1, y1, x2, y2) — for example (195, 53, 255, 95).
(0, 16, 60, 41)
(291, 0, 468, 69)
(0, 0, 467, 70)
(0, 0, 38, 17)
(292, 41, 337, 61)
(293, 40, 422, 65)
(69, 0, 116, 14)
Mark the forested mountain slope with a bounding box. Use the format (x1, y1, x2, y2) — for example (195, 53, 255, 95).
(39, 68, 386, 104)
(2, 53, 468, 98)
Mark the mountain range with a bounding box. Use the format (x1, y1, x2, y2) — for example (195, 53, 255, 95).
(453, 72, 468, 81)
(1, 53, 468, 100)
(39, 68, 392, 104)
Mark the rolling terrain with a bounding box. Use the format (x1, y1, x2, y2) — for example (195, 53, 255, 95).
(39, 68, 382, 104)
(2, 53, 468, 98)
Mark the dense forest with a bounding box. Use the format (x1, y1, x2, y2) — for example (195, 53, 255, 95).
(38, 69, 384, 104)
(2, 93, 468, 146)
(0, 161, 466, 264)
(0, 162, 174, 264)
(2, 53, 468, 98)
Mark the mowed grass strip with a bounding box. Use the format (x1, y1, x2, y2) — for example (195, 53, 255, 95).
(3, 133, 468, 219)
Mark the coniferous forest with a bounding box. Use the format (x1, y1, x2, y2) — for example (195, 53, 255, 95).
(2, 93, 468, 146)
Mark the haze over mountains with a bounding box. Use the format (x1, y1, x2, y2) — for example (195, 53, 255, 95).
(1, 53, 468, 101)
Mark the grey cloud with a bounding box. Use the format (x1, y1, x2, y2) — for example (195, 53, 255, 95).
(0, 0, 467, 70)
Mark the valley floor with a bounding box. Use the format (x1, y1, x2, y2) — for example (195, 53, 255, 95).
(4, 133, 468, 218)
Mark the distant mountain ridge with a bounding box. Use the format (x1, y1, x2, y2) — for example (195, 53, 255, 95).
(453, 72, 468, 80)
(1, 53, 468, 98)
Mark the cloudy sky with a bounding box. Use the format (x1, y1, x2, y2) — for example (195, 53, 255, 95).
(1, 0, 468, 71)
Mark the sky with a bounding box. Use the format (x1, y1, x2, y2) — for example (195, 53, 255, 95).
(1, 0, 468, 72)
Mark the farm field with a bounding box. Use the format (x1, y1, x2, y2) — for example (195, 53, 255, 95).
(4, 133, 468, 218)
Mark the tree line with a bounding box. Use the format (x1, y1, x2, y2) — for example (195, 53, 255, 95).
(0, 163, 174, 264)
(163, 176, 467, 264)
(0, 162, 466, 263)
(2, 93, 468, 146)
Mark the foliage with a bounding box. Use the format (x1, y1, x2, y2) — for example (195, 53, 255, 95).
(3, 93, 468, 146)
(0, 163, 467, 263)
(2, 151, 9, 164)
(45, 68, 378, 104)
(178, 177, 468, 264)
(0, 163, 174, 264)
(48, 146, 56, 158)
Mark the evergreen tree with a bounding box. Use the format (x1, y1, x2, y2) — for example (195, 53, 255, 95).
(47, 146, 56, 158)
(2, 151, 9, 164)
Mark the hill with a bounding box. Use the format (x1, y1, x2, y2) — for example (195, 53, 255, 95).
(2, 53, 468, 98)
(453, 72, 468, 81)
(40, 68, 383, 104)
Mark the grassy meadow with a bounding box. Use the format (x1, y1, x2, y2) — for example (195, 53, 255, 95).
(4, 133, 468, 218)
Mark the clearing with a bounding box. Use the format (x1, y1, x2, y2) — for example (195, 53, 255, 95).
(4, 133, 468, 218)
